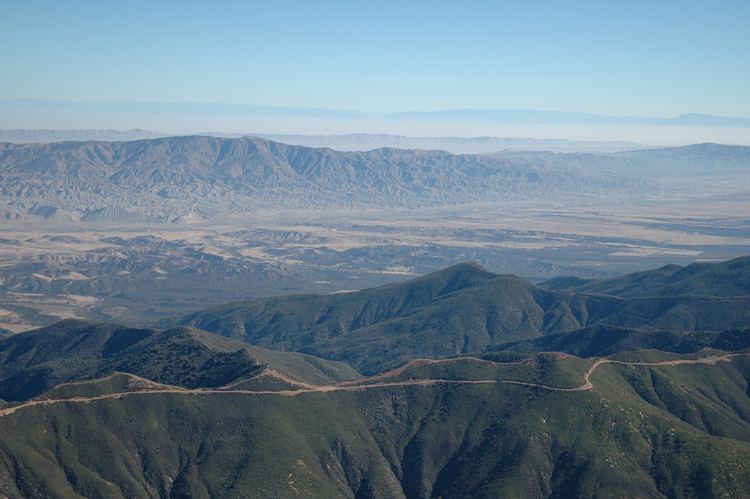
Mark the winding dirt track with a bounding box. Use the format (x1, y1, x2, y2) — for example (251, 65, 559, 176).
(0, 353, 746, 418)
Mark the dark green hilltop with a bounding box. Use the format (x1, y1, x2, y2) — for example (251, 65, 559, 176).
(1, 256, 750, 497)
(179, 256, 750, 373)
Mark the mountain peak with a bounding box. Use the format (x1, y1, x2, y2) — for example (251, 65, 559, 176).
(413, 262, 498, 295)
(433, 261, 494, 277)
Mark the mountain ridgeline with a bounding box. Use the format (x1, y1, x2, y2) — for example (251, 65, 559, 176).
(0, 320, 358, 402)
(541, 255, 750, 298)
(5, 136, 749, 222)
(3, 348, 750, 498)
(180, 257, 750, 373)
(0, 135, 637, 221)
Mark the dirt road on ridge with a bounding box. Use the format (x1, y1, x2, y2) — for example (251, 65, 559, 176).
(0, 353, 745, 418)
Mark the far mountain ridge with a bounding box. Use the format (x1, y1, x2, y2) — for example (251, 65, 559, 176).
(0, 129, 646, 152)
(3, 98, 749, 127)
(1, 135, 748, 223)
(0, 134, 644, 222)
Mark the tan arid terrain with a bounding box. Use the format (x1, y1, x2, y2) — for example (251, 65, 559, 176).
(3, 197, 750, 332)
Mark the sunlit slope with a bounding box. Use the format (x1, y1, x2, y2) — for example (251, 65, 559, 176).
(1, 351, 750, 498)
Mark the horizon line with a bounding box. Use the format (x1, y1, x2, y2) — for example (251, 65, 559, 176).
(3, 98, 750, 124)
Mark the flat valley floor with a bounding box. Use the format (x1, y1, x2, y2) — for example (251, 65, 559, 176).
(3, 198, 750, 332)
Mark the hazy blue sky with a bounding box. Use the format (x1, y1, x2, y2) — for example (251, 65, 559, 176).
(2, 0, 748, 117)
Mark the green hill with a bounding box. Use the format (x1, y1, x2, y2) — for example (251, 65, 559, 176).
(181, 258, 750, 373)
(543, 255, 750, 298)
(180, 264, 610, 373)
(0, 319, 357, 402)
(490, 325, 750, 357)
(1, 347, 750, 497)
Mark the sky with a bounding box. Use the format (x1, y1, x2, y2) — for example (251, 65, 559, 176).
(1, 0, 749, 141)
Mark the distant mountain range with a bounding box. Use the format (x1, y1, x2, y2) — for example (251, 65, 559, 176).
(0, 135, 748, 222)
(3, 99, 750, 128)
(0, 128, 166, 143)
(389, 109, 750, 127)
(2, 256, 750, 496)
(0, 129, 645, 153)
(254, 133, 644, 153)
(0, 135, 647, 222)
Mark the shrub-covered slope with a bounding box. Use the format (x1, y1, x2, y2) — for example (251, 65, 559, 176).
(0, 319, 357, 402)
(1, 352, 750, 498)
(543, 255, 750, 298)
(182, 258, 750, 372)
